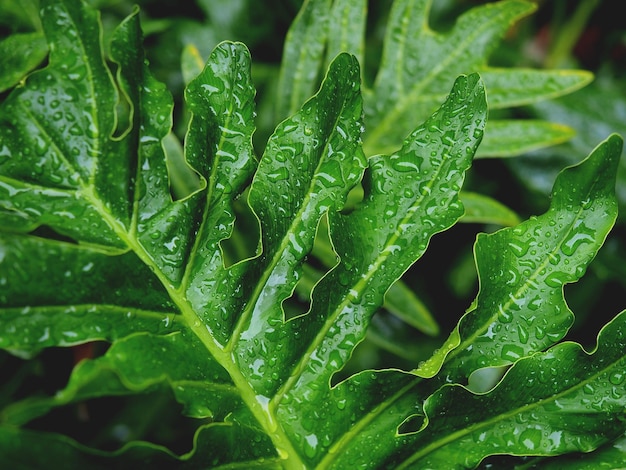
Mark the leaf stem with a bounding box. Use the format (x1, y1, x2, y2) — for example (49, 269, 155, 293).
(82, 187, 306, 469)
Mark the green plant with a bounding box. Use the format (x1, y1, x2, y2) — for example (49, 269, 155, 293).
(1, 0, 625, 468)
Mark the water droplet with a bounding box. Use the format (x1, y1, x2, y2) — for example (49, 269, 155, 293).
(517, 325, 529, 344)
(527, 296, 542, 311)
(501, 343, 524, 362)
(535, 325, 546, 340)
(508, 240, 530, 257)
(519, 427, 542, 450)
(545, 271, 568, 288)
(582, 383, 595, 395)
(390, 153, 422, 173)
(303, 434, 318, 458)
(498, 304, 513, 323)
(428, 123, 442, 133)
(69, 123, 82, 136)
(609, 370, 625, 386)
(561, 221, 595, 256)
(266, 166, 289, 182)
(547, 252, 561, 265)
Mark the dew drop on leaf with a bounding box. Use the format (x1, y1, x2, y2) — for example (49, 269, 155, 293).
(609, 370, 625, 386)
(560, 221, 595, 256)
(303, 434, 318, 459)
(389, 153, 422, 173)
(547, 252, 561, 265)
(517, 325, 529, 344)
(535, 325, 546, 340)
(266, 166, 290, 182)
(519, 428, 543, 450)
(500, 343, 524, 361)
(582, 382, 595, 395)
(544, 271, 568, 288)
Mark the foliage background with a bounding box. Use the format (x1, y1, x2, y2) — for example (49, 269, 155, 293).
(1, 0, 625, 459)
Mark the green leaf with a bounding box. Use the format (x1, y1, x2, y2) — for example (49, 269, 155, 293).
(0, 3, 486, 460)
(0, 0, 126, 247)
(271, 72, 486, 466)
(314, 310, 626, 469)
(366, 311, 443, 361)
(307, 215, 440, 336)
(280, 0, 590, 158)
(325, 0, 367, 76)
(364, 1, 592, 158)
(1, 1, 624, 468)
(460, 191, 521, 226)
(417, 133, 623, 381)
(180, 44, 205, 86)
(517, 433, 626, 469)
(0, 32, 48, 93)
(476, 120, 576, 158)
(0, 424, 280, 469)
(392, 309, 626, 469)
(0, 0, 41, 32)
(363, 0, 535, 155)
(0, 233, 175, 356)
(382, 279, 439, 336)
(276, 0, 366, 121)
(2, 329, 236, 426)
(273, 0, 596, 350)
(511, 78, 626, 213)
(478, 68, 593, 109)
(297, 260, 439, 338)
(275, 0, 332, 120)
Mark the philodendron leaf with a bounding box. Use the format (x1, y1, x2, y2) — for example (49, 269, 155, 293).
(517, 433, 626, 469)
(417, 133, 623, 381)
(475, 120, 576, 158)
(0, 424, 280, 469)
(0, 32, 48, 93)
(275, 0, 331, 120)
(269, 72, 486, 466)
(274, 0, 591, 347)
(324, 0, 366, 76)
(313, 310, 626, 469)
(390, 309, 626, 469)
(1, 1, 625, 469)
(460, 191, 521, 226)
(278, 0, 591, 158)
(363, 0, 592, 157)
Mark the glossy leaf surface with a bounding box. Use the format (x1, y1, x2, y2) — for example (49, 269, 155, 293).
(393, 310, 626, 469)
(417, 134, 622, 381)
(1, 1, 625, 469)
(0, 32, 48, 93)
(460, 191, 521, 226)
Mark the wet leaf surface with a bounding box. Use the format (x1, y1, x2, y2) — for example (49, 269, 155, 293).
(0, 1, 624, 468)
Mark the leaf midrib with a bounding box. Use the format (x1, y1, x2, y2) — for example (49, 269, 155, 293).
(317, 374, 425, 469)
(226, 94, 353, 354)
(441, 176, 604, 378)
(81, 186, 306, 468)
(271, 146, 460, 411)
(61, 1, 105, 187)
